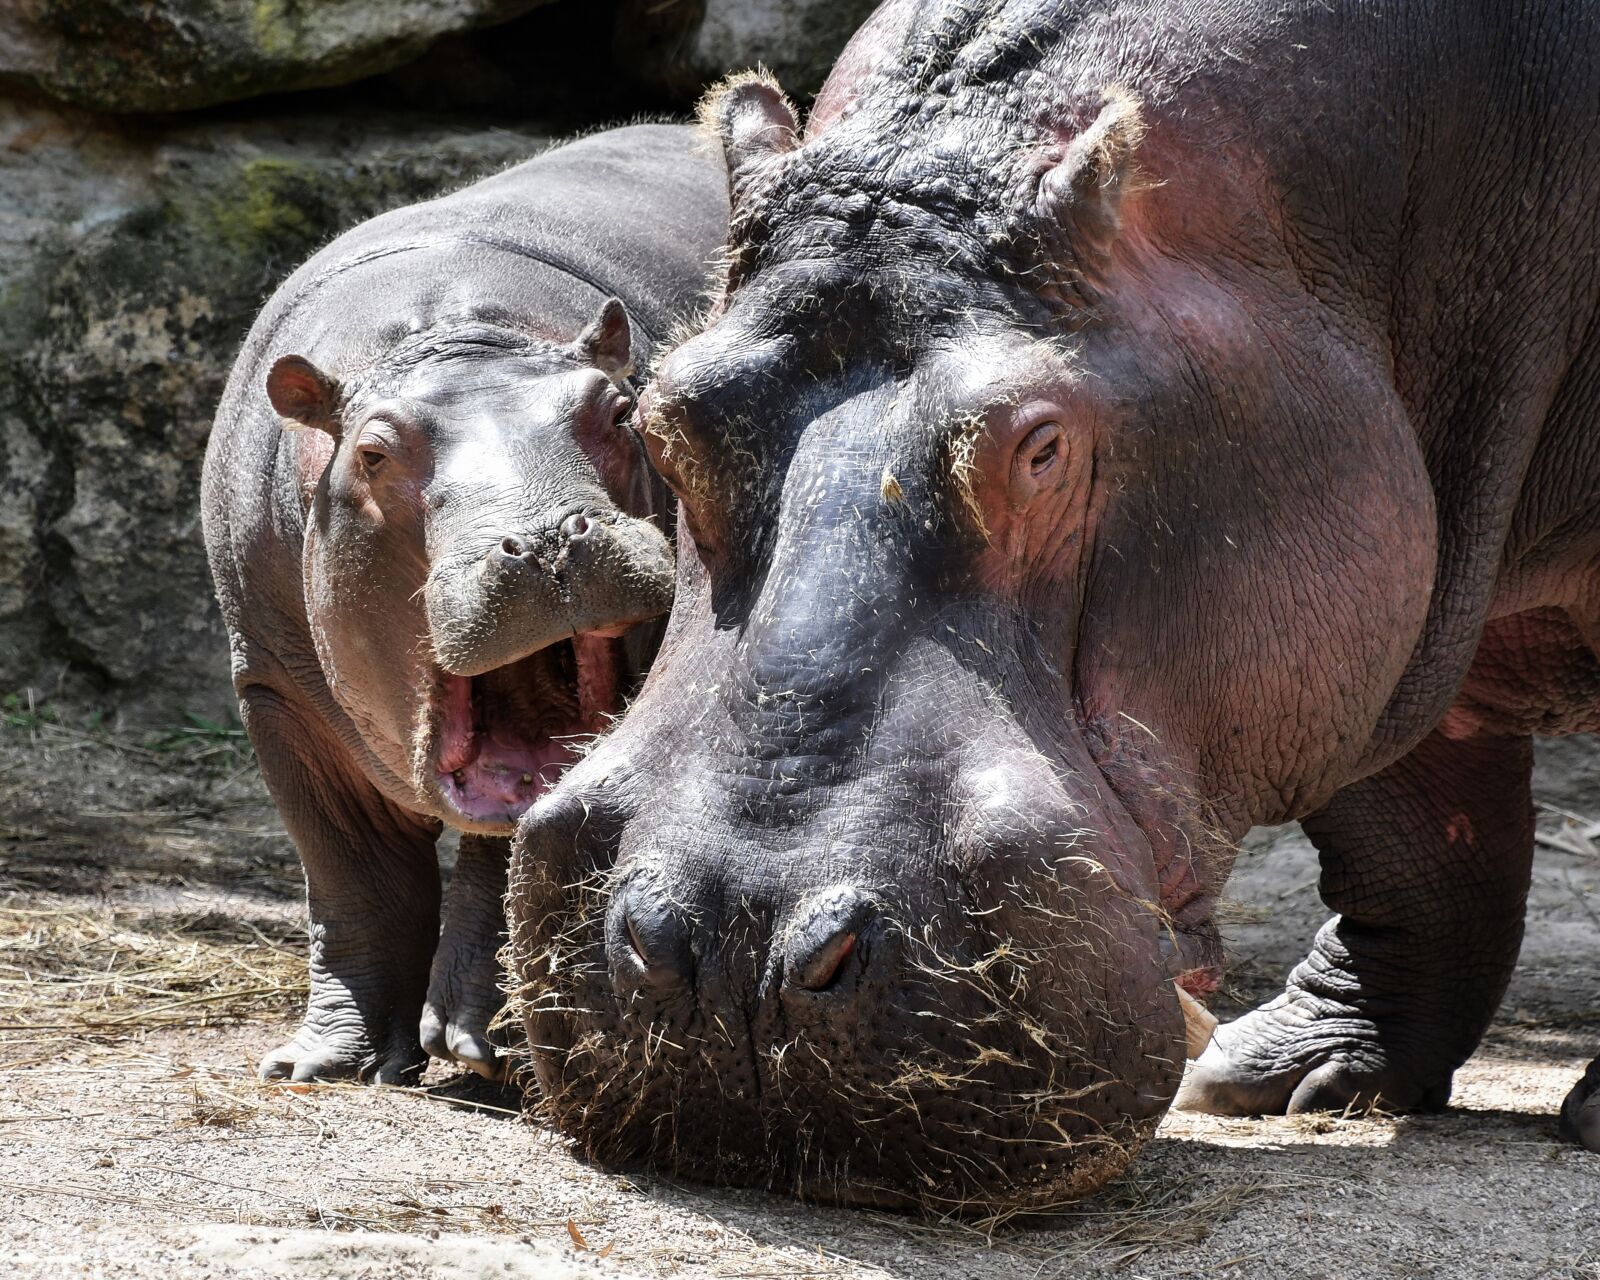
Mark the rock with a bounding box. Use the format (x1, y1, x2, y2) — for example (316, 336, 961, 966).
(0, 97, 550, 722)
(371, 0, 878, 114)
(614, 0, 881, 101)
(0, 0, 876, 727)
(0, 0, 548, 113)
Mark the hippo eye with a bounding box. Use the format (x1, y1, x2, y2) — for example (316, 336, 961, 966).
(359, 447, 387, 471)
(1022, 422, 1063, 477)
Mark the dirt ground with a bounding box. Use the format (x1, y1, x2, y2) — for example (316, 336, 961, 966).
(1, 705, 1596, 1280)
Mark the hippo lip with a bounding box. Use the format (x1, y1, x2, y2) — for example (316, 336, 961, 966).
(423, 630, 626, 831)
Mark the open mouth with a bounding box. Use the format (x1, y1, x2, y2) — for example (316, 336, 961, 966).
(425, 632, 627, 829)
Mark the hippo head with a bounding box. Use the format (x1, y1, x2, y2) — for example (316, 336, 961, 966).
(508, 66, 1434, 1212)
(269, 299, 675, 833)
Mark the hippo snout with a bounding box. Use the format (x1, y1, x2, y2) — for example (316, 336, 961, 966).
(428, 509, 675, 678)
(508, 722, 1188, 1212)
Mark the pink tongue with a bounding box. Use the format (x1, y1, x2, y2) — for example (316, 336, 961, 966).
(472, 744, 569, 806)
(437, 676, 479, 774)
(574, 633, 622, 725)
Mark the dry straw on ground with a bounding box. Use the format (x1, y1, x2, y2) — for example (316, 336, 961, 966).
(0, 904, 306, 1066)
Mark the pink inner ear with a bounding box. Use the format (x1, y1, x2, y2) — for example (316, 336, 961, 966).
(265, 355, 335, 427)
(713, 76, 800, 171)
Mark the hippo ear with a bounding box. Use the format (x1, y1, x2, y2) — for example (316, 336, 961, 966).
(265, 355, 340, 434)
(703, 70, 800, 194)
(576, 298, 633, 379)
(1035, 91, 1146, 284)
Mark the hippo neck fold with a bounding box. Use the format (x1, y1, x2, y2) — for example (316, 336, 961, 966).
(260, 232, 668, 406)
(300, 231, 668, 350)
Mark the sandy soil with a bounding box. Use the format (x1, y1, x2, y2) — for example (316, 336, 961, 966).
(1, 711, 1596, 1280)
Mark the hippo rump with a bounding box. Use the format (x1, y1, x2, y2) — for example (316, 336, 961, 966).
(504, 1, 1600, 1212)
(202, 124, 726, 1084)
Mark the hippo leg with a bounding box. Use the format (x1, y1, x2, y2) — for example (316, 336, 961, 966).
(420, 834, 511, 1080)
(1177, 729, 1533, 1117)
(242, 687, 440, 1085)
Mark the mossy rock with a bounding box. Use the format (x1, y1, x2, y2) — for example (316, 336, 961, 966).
(0, 98, 550, 720)
(0, 0, 548, 112)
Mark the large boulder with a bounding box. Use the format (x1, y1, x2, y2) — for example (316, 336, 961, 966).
(0, 0, 547, 113)
(0, 0, 877, 728)
(0, 97, 549, 722)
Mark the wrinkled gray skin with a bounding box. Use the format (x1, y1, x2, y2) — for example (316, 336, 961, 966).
(203, 125, 726, 1084)
(508, 1, 1600, 1212)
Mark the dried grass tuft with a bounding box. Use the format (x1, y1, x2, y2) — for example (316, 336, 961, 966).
(0, 903, 305, 1063)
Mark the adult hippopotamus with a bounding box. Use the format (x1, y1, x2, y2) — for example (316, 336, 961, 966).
(203, 124, 726, 1085)
(506, 0, 1600, 1211)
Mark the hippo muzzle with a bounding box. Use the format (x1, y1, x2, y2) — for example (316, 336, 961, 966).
(416, 508, 674, 832)
(425, 509, 675, 678)
(506, 646, 1189, 1214)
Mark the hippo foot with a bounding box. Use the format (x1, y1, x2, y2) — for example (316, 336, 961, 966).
(259, 1017, 428, 1086)
(420, 834, 514, 1081)
(1559, 1055, 1600, 1151)
(419, 975, 508, 1082)
(1173, 993, 1451, 1118)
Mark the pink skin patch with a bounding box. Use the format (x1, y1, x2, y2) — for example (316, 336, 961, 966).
(433, 632, 623, 827)
(1176, 966, 1221, 998)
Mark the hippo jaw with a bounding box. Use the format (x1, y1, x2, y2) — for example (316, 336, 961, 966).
(414, 626, 650, 833)
(414, 505, 675, 833)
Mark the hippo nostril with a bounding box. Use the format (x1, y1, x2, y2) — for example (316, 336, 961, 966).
(784, 886, 876, 995)
(624, 912, 650, 969)
(794, 927, 857, 991)
(610, 881, 691, 995)
(499, 535, 527, 558)
(561, 512, 592, 540)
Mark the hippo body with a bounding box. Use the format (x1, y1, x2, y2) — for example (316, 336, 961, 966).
(508, 3, 1600, 1209)
(203, 124, 726, 1083)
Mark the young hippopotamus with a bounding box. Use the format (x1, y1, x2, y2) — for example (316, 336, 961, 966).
(203, 124, 726, 1085)
(506, 2, 1600, 1212)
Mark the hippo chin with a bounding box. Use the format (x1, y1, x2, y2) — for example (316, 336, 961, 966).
(507, 3, 1600, 1213)
(204, 124, 726, 1085)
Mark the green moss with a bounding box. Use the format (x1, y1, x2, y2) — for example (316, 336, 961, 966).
(250, 0, 300, 61)
(207, 157, 319, 255)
